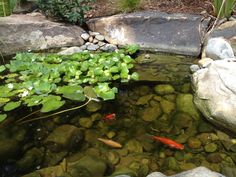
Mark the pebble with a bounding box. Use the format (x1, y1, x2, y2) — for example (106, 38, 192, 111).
(95, 34, 105, 41)
(204, 143, 218, 153)
(86, 43, 99, 51)
(81, 33, 90, 41)
(187, 137, 202, 149)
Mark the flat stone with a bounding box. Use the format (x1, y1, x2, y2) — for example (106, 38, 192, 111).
(0, 13, 85, 56)
(87, 12, 210, 56)
(81, 33, 90, 41)
(58, 46, 82, 55)
(95, 34, 105, 41)
(86, 43, 99, 51)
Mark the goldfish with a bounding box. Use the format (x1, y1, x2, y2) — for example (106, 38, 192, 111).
(102, 113, 116, 122)
(97, 138, 122, 148)
(151, 135, 184, 150)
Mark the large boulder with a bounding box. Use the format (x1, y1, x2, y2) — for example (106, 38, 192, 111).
(191, 59, 236, 133)
(87, 11, 210, 56)
(147, 166, 225, 177)
(0, 13, 85, 56)
(209, 21, 236, 55)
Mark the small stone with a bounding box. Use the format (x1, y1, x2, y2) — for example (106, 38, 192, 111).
(107, 151, 120, 165)
(126, 139, 143, 153)
(190, 64, 200, 73)
(180, 163, 197, 171)
(136, 94, 154, 105)
(80, 45, 87, 51)
(160, 99, 175, 114)
(106, 131, 116, 139)
(81, 33, 90, 41)
(88, 36, 94, 43)
(95, 34, 105, 41)
(86, 43, 99, 51)
(79, 117, 93, 128)
(144, 54, 150, 59)
(154, 84, 175, 95)
(98, 41, 106, 47)
(206, 153, 223, 163)
(204, 143, 218, 153)
(141, 104, 162, 122)
(89, 31, 100, 36)
(172, 112, 193, 129)
(187, 137, 202, 149)
(180, 83, 191, 93)
(93, 38, 99, 44)
(100, 44, 118, 52)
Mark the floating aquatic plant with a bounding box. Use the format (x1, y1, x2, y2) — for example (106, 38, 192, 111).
(0, 49, 139, 123)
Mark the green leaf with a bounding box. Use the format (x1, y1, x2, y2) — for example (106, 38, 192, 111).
(4, 101, 21, 111)
(41, 97, 65, 112)
(0, 98, 10, 104)
(56, 85, 83, 94)
(62, 93, 86, 101)
(131, 72, 139, 80)
(99, 90, 116, 100)
(83, 86, 97, 99)
(0, 65, 6, 73)
(0, 114, 7, 122)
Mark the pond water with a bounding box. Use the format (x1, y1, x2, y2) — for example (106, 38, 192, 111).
(1, 53, 236, 177)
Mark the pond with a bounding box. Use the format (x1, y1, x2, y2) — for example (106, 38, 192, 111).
(0, 53, 236, 177)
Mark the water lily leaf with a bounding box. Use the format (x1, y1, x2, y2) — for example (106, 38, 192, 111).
(84, 86, 97, 99)
(33, 81, 56, 94)
(24, 95, 44, 107)
(56, 85, 83, 95)
(62, 93, 86, 101)
(0, 98, 10, 104)
(4, 101, 21, 111)
(0, 65, 6, 73)
(41, 98, 65, 113)
(131, 72, 139, 80)
(109, 66, 119, 73)
(98, 90, 116, 100)
(0, 114, 7, 122)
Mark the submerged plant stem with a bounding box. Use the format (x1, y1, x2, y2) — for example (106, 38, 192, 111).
(17, 98, 92, 124)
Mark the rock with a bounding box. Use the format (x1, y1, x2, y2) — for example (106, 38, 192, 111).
(42, 150, 67, 166)
(93, 38, 99, 44)
(136, 94, 154, 105)
(180, 163, 197, 171)
(100, 43, 118, 51)
(147, 166, 226, 177)
(0, 14, 85, 56)
(162, 157, 179, 171)
(190, 64, 200, 73)
(86, 43, 99, 51)
(79, 117, 93, 128)
(187, 137, 202, 149)
(95, 34, 105, 41)
(141, 105, 162, 122)
(44, 124, 83, 152)
(192, 60, 236, 133)
(154, 84, 175, 95)
(86, 101, 102, 112)
(208, 21, 236, 55)
(98, 41, 106, 46)
(89, 31, 100, 36)
(180, 83, 191, 93)
(176, 94, 200, 120)
(221, 166, 236, 177)
(81, 33, 90, 41)
(70, 155, 107, 177)
(16, 148, 44, 172)
(125, 139, 143, 153)
(0, 139, 20, 162)
(110, 167, 136, 177)
(204, 143, 218, 153)
(87, 12, 210, 56)
(203, 37, 235, 60)
(58, 46, 82, 55)
(171, 113, 193, 129)
(160, 99, 175, 114)
(198, 58, 214, 68)
(206, 153, 223, 163)
(88, 36, 94, 43)
(107, 151, 120, 165)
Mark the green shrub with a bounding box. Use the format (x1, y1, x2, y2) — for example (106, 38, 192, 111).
(213, 0, 236, 19)
(118, 0, 141, 12)
(37, 0, 94, 24)
(0, 0, 18, 16)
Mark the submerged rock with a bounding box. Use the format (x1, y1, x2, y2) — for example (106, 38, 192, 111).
(204, 143, 218, 153)
(154, 85, 175, 95)
(141, 105, 162, 122)
(45, 124, 83, 152)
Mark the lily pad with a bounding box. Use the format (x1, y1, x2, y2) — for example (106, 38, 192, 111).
(41, 97, 65, 112)
(0, 114, 7, 122)
(0, 65, 6, 73)
(4, 101, 21, 111)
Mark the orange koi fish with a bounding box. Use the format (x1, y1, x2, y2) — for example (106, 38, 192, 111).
(97, 138, 122, 148)
(102, 113, 116, 121)
(151, 135, 184, 150)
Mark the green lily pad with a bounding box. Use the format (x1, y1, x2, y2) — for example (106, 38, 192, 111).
(24, 95, 44, 106)
(0, 65, 6, 73)
(84, 86, 97, 99)
(131, 72, 139, 80)
(56, 85, 83, 95)
(0, 114, 7, 122)
(4, 101, 21, 111)
(0, 98, 10, 104)
(62, 93, 86, 101)
(41, 97, 65, 112)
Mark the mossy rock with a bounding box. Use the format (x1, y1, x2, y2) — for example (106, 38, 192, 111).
(154, 84, 175, 95)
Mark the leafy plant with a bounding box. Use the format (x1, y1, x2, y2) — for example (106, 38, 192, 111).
(0, 50, 139, 123)
(118, 0, 141, 12)
(0, 0, 18, 16)
(37, 0, 94, 24)
(213, 0, 236, 19)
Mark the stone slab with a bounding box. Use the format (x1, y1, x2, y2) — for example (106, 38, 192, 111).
(87, 11, 210, 56)
(0, 13, 85, 56)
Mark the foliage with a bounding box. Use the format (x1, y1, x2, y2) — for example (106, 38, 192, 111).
(0, 49, 139, 122)
(213, 0, 236, 19)
(0, 0, 18, 16)
(118, 0, 141, 12)
(37, 0, 94, 24)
